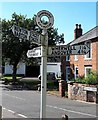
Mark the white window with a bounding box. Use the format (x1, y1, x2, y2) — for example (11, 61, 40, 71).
(66, 66, 70, 81)
(74, 55, 78, 61)
(84, 42, 92, 60)
(66, 55, 70, 61)
(85, 66, 92, 77)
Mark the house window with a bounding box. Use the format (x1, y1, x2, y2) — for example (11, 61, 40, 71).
(85, 66, 92, 77)
(74, 55, 78, 61)
(66, 55, 70, 61)
(85, 42, 92, 59)
(74, 66, 78, 79)
(66, 66, 70, 81)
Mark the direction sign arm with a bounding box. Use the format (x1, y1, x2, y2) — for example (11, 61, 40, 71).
(11, 25, 30, 40)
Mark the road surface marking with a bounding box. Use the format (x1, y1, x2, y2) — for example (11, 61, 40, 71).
(4, 93, 25, 101)
(3, 107, 28, 118)
(18, 113, 28, 118)
(47, 105, 97, 117)
(8, 109, 15, 114)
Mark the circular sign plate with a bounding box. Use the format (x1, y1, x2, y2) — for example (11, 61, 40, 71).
(36, 10, 54, 29)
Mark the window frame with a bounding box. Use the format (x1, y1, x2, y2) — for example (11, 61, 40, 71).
(84, 66, 92, 77)
(74, 55, 78, 61)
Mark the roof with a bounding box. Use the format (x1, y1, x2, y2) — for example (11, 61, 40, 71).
(70, 26, 98, 45)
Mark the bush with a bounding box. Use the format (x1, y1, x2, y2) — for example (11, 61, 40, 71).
(74, 71, 98, 85)
(82, 71, 98, 84)
(47, 81, 54, 89)
(18, 80, 40, 89)
(75, 77, 83, 83)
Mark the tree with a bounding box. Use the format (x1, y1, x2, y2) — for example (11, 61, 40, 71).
(2, 19, 32, 84)
(2, 12, 64, 84)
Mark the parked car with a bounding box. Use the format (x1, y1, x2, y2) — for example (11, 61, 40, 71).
(38, 72, 56, 81)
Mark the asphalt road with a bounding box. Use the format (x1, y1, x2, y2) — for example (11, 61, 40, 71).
(1, 84, 98, 119)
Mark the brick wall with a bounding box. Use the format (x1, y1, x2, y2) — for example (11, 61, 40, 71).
(92, 40, 97, 71)
(96, 41, 98, 72)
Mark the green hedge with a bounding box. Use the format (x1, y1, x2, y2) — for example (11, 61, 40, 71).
(75, 71, 98, 84)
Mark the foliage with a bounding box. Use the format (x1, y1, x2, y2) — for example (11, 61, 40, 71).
(18, 80, 40, 90)
(2, 12, 64, 83)
(75, 77, 84, 83)
(2, 76, 22, 80)
(82, 71, 98, 84)
(75, 71, 98, 84)
(47, 81, 54, 88)
(2, 76, 21, 84)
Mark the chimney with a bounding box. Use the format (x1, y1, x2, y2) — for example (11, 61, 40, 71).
(74, 24, 83, 39)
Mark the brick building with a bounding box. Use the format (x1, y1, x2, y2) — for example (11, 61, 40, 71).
(63, 24, 98, 81)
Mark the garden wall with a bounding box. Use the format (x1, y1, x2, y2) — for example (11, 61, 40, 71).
(68, 82, 98, 103)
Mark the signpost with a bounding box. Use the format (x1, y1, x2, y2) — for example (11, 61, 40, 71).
(11, 10, 90, 119)
(11, 25, 30, 40)
(69, 44, 90, 55)
(11, 10, 54, 119)
(27, 47, 41, 58)
(29, 30, 41, 45)
(27, 43, 90, 58)
(36, 10, 54, 119)
(36, 10, 54, 30)
(12, 25, 42, 45)
(48, 44, 90, 56)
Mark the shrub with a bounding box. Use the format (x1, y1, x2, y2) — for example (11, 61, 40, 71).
(18, 80, 40, 90)
(82, 71, 98, 84)
(75, 77, 83, 83)
(47, 81, 54, 89)
(73, 71, 98, 85)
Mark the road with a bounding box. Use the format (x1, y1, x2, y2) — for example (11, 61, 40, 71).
(0, 83, 98, 119)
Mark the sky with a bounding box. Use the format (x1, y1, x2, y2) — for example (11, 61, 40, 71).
(1, 2, 97, 44)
